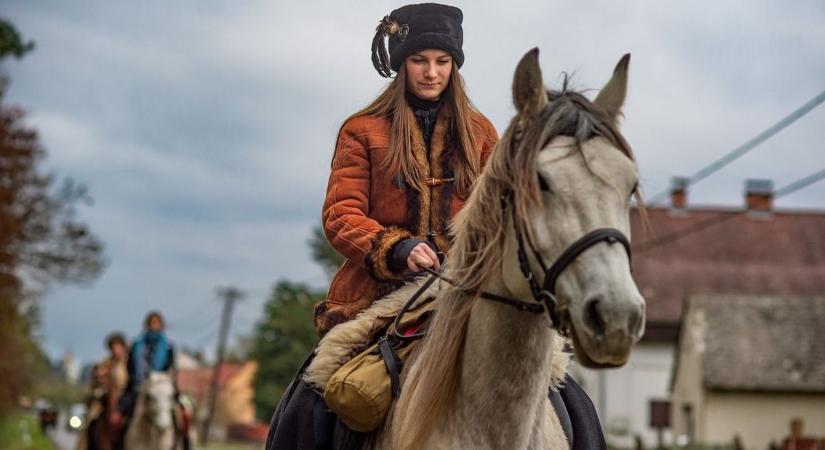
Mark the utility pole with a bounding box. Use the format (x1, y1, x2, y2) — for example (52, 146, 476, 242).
(200, 286, 244, 445)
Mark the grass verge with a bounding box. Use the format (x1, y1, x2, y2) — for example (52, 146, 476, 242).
(0, 411, 55, 450)
(200, 440, 262, 450)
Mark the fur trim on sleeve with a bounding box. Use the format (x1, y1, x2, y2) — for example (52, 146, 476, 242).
(365, 226, 413, 281)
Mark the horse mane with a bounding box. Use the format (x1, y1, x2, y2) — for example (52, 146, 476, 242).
(390, 79, 637, 450)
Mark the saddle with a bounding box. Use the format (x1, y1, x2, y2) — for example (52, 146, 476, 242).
(304, 274, 440, 432)
(305, 271, 572, 434)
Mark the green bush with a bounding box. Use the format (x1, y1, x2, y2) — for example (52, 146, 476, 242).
(0, 412, 54, 450)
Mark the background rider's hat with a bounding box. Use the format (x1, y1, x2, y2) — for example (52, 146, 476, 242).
(371, 3, 464, 78)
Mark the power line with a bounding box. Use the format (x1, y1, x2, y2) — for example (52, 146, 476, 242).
(190, 327, 219, 349)
(645, 88, 825, 205)
(167, 303, 221, 332)
(774, 168, 825, 198)
(635, 167, 825, 252)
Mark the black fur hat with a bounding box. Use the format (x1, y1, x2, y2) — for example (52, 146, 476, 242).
(371, 3, 464, 78)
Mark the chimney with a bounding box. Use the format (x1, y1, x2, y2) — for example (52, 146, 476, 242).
(670, 177, 689, 210)
(745, 179, 773, 212)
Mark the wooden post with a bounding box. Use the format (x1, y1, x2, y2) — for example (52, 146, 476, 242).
(200, 286, 244, 445)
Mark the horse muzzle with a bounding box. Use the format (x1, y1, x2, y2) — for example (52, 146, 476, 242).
(567, 290, 645, 368)
(153, 411, 173, 430)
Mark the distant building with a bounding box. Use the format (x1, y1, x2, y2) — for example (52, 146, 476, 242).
(177, 360, 258, 439)
(60, 351, 81, 384)
(573, 178, 825, 448)
(671, 294, 825, 450)
(176, 348, 206, 370)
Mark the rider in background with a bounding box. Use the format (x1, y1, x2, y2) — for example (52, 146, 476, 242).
(77, 332, 129, 450)
(114, 311, 176, 428)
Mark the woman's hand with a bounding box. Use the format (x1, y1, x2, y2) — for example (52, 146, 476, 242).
(407, 243, 441, 272)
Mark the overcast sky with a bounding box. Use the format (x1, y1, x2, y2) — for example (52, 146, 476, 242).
(3, 0, 824, 365)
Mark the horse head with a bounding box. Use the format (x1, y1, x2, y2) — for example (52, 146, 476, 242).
(141, 371, 176, 430)
(500, 48, 645, 367)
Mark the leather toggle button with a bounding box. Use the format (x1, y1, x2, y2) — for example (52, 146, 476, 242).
(425, 177, 455, 187)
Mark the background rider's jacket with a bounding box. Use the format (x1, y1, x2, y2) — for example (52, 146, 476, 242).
(315, 105, 498, 335)
(118, 332, 175, 417)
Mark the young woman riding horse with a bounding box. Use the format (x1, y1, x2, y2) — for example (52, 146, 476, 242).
(268, 4, 613, 450)
(268, 3, 495, 448)
(313, 3, 498, 336)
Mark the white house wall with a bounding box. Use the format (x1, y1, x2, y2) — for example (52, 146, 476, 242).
(671, 304, 709, 444)
(573, 342, 675, 449)
(705, 391, 825, 450)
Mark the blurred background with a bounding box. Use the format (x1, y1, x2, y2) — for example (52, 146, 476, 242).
(1, 1, 823, 449)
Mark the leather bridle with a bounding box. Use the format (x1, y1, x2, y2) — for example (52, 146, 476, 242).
(505, 190, 631, 335)
(381, 178, 633, 398)
(408, 189, 631, 337)
(393, 177, 632, 338)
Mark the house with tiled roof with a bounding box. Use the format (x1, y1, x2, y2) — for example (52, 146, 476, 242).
(177, 360, 258, 439)
(572, 179, 825, 448)
(671, 294, 825, 450)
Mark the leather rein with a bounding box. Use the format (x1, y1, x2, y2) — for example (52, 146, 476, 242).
(392, 190, 632, 338)
(379, 188, 632, 398)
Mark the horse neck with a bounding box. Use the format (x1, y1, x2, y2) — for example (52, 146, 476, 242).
(453, 272, 562, 447)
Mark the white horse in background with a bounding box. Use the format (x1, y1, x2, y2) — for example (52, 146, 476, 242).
(124, 371, 184, 450)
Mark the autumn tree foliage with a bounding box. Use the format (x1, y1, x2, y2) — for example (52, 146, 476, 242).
(0, 18, 105, 415)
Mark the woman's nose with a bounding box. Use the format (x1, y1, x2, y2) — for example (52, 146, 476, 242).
(425, 64, 437, 78)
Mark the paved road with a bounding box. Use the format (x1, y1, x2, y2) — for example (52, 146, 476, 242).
(46, 414, 78, 450)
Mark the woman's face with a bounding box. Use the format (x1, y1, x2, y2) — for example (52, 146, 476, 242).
(148, 316, 163, 332)
(404, 49, 452, 101)
(110, 341, 127, 359)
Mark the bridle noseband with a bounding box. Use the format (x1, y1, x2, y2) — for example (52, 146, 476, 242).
(413, 190, 631, 336)
(506, 190, 631, 335)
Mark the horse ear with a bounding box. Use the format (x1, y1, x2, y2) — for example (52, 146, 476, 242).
(594, 53, 630, 120)
(512, 48, 548, 117)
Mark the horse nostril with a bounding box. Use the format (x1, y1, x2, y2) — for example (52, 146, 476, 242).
(584, 297, 606, 336)
(628, 307, 643, 334)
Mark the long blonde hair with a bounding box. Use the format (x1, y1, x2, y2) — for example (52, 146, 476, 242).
(341, 63, 482, 197)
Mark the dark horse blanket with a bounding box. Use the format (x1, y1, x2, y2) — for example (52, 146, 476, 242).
(265, 356, 605, 450)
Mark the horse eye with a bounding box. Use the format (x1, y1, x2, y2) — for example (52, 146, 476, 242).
(538, 173, 551, 192)
(630, 182, 639, 198)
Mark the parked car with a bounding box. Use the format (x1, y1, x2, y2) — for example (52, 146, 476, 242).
(34, 398, 58, 431)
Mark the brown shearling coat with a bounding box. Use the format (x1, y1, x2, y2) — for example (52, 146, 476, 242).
(316, 106, 498, 335)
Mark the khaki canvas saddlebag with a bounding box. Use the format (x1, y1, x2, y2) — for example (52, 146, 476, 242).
(324, 276, 438, 433)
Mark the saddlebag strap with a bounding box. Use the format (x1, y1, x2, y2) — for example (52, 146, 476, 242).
(377, 337, 403, 398)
